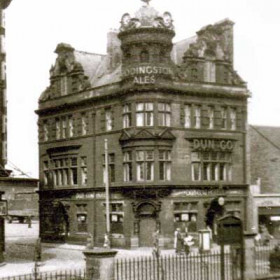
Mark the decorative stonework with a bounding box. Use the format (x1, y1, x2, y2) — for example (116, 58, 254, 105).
(119, 128, 176, 142)
(120, 6, 174, 32)
(39, 43, 91, 101)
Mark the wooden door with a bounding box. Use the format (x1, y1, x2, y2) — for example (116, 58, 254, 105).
(139, 217, 156, 247)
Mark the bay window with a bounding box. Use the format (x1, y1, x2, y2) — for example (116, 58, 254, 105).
(159, 150, 171, 181)
(136, 150, 154, 181)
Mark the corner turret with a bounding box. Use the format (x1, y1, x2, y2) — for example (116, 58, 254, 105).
(118, 0, 175, 86)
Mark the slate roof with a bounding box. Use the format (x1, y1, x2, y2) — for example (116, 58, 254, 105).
(72, 36, 195, 89)
(171, 36, 197, 65)
(73, 50, 106, 84)
(250, 125, 280, 150)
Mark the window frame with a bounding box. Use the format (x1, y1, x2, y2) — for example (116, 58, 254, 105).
(123, 104, 131, 129)
(191, 151, 232, 182)
(136, 102, 154, 127)
(159, 150, 171, 181)
(193, 106, 201, 129)
(136, 150, 154, 181)
(158, 103, 171, 127)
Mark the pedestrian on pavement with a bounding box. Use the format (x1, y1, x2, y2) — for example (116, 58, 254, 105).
(174, 228, 182, 253)
(152, 229, 160, 258)
(184, 232, 194, 255)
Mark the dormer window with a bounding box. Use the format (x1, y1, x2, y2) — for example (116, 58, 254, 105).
(140, 50, 149, 63)
(204, 61, 216, 83)
(60, 75, 68, 96)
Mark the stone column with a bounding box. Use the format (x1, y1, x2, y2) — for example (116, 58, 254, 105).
(83, 248, 117, 280)
(243, 232, 256, 280)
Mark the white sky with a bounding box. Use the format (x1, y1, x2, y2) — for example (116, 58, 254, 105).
(4, 0, 280, 178)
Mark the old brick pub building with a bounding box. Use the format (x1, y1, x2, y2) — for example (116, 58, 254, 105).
(37, 0, 251, 248)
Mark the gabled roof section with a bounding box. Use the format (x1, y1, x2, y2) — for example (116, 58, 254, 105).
(39, 42, 121, 102)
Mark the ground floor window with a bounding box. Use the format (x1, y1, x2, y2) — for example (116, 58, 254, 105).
(173, 202, 198, 232)
(76, 204, 87, 232)
(77, 214, 87, 232)
(104, 202, 124, 234)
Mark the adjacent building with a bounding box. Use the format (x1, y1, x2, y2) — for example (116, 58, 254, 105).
(37, 1, 251, 247)
(249, 125, 280, 239)
(0, 0, 12, 175)
(0, 0, 39, 220)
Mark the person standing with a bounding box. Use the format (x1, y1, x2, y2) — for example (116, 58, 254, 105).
(153, 229, 160, 258)
(184, 233, 194, 255)
(174, 228, 182, 253)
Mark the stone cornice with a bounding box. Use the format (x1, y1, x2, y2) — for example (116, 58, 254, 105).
(37, 81, 249, 115)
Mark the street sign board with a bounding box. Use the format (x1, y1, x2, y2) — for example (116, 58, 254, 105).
(217, 215, 243, 245)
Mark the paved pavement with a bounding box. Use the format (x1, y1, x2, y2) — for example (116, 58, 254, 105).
(0, 221, 230, 277)
(1, 221, 180, 277)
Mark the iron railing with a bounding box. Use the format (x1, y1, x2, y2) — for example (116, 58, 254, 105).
(114, 251, 234, 280)
(0, 269, 89, 280)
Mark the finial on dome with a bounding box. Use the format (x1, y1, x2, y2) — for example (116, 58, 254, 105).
(141, 0, 151, 5)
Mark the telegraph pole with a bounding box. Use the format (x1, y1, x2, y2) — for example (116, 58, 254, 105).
(104, 139, 110, 247)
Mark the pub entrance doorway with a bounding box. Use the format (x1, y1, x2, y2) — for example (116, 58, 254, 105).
(139, 216, 156, 247)
(137, 202, 157, 247)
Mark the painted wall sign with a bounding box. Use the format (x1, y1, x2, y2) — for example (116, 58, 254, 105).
(172, 188, 243, 197)
(192, 139, 234, 151)
(75, 192, 122, 200)
(172, 189, 225, 197)
(122, 66, 173, 85)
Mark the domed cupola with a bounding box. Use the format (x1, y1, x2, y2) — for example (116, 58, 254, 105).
(118, 0, 175, 86)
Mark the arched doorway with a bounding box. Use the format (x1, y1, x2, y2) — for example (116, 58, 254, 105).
(138, 203, 157, 247)
(53, 201, 69, 242)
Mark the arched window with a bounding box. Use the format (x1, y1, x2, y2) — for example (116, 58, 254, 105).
(140, 50, 149, 63)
